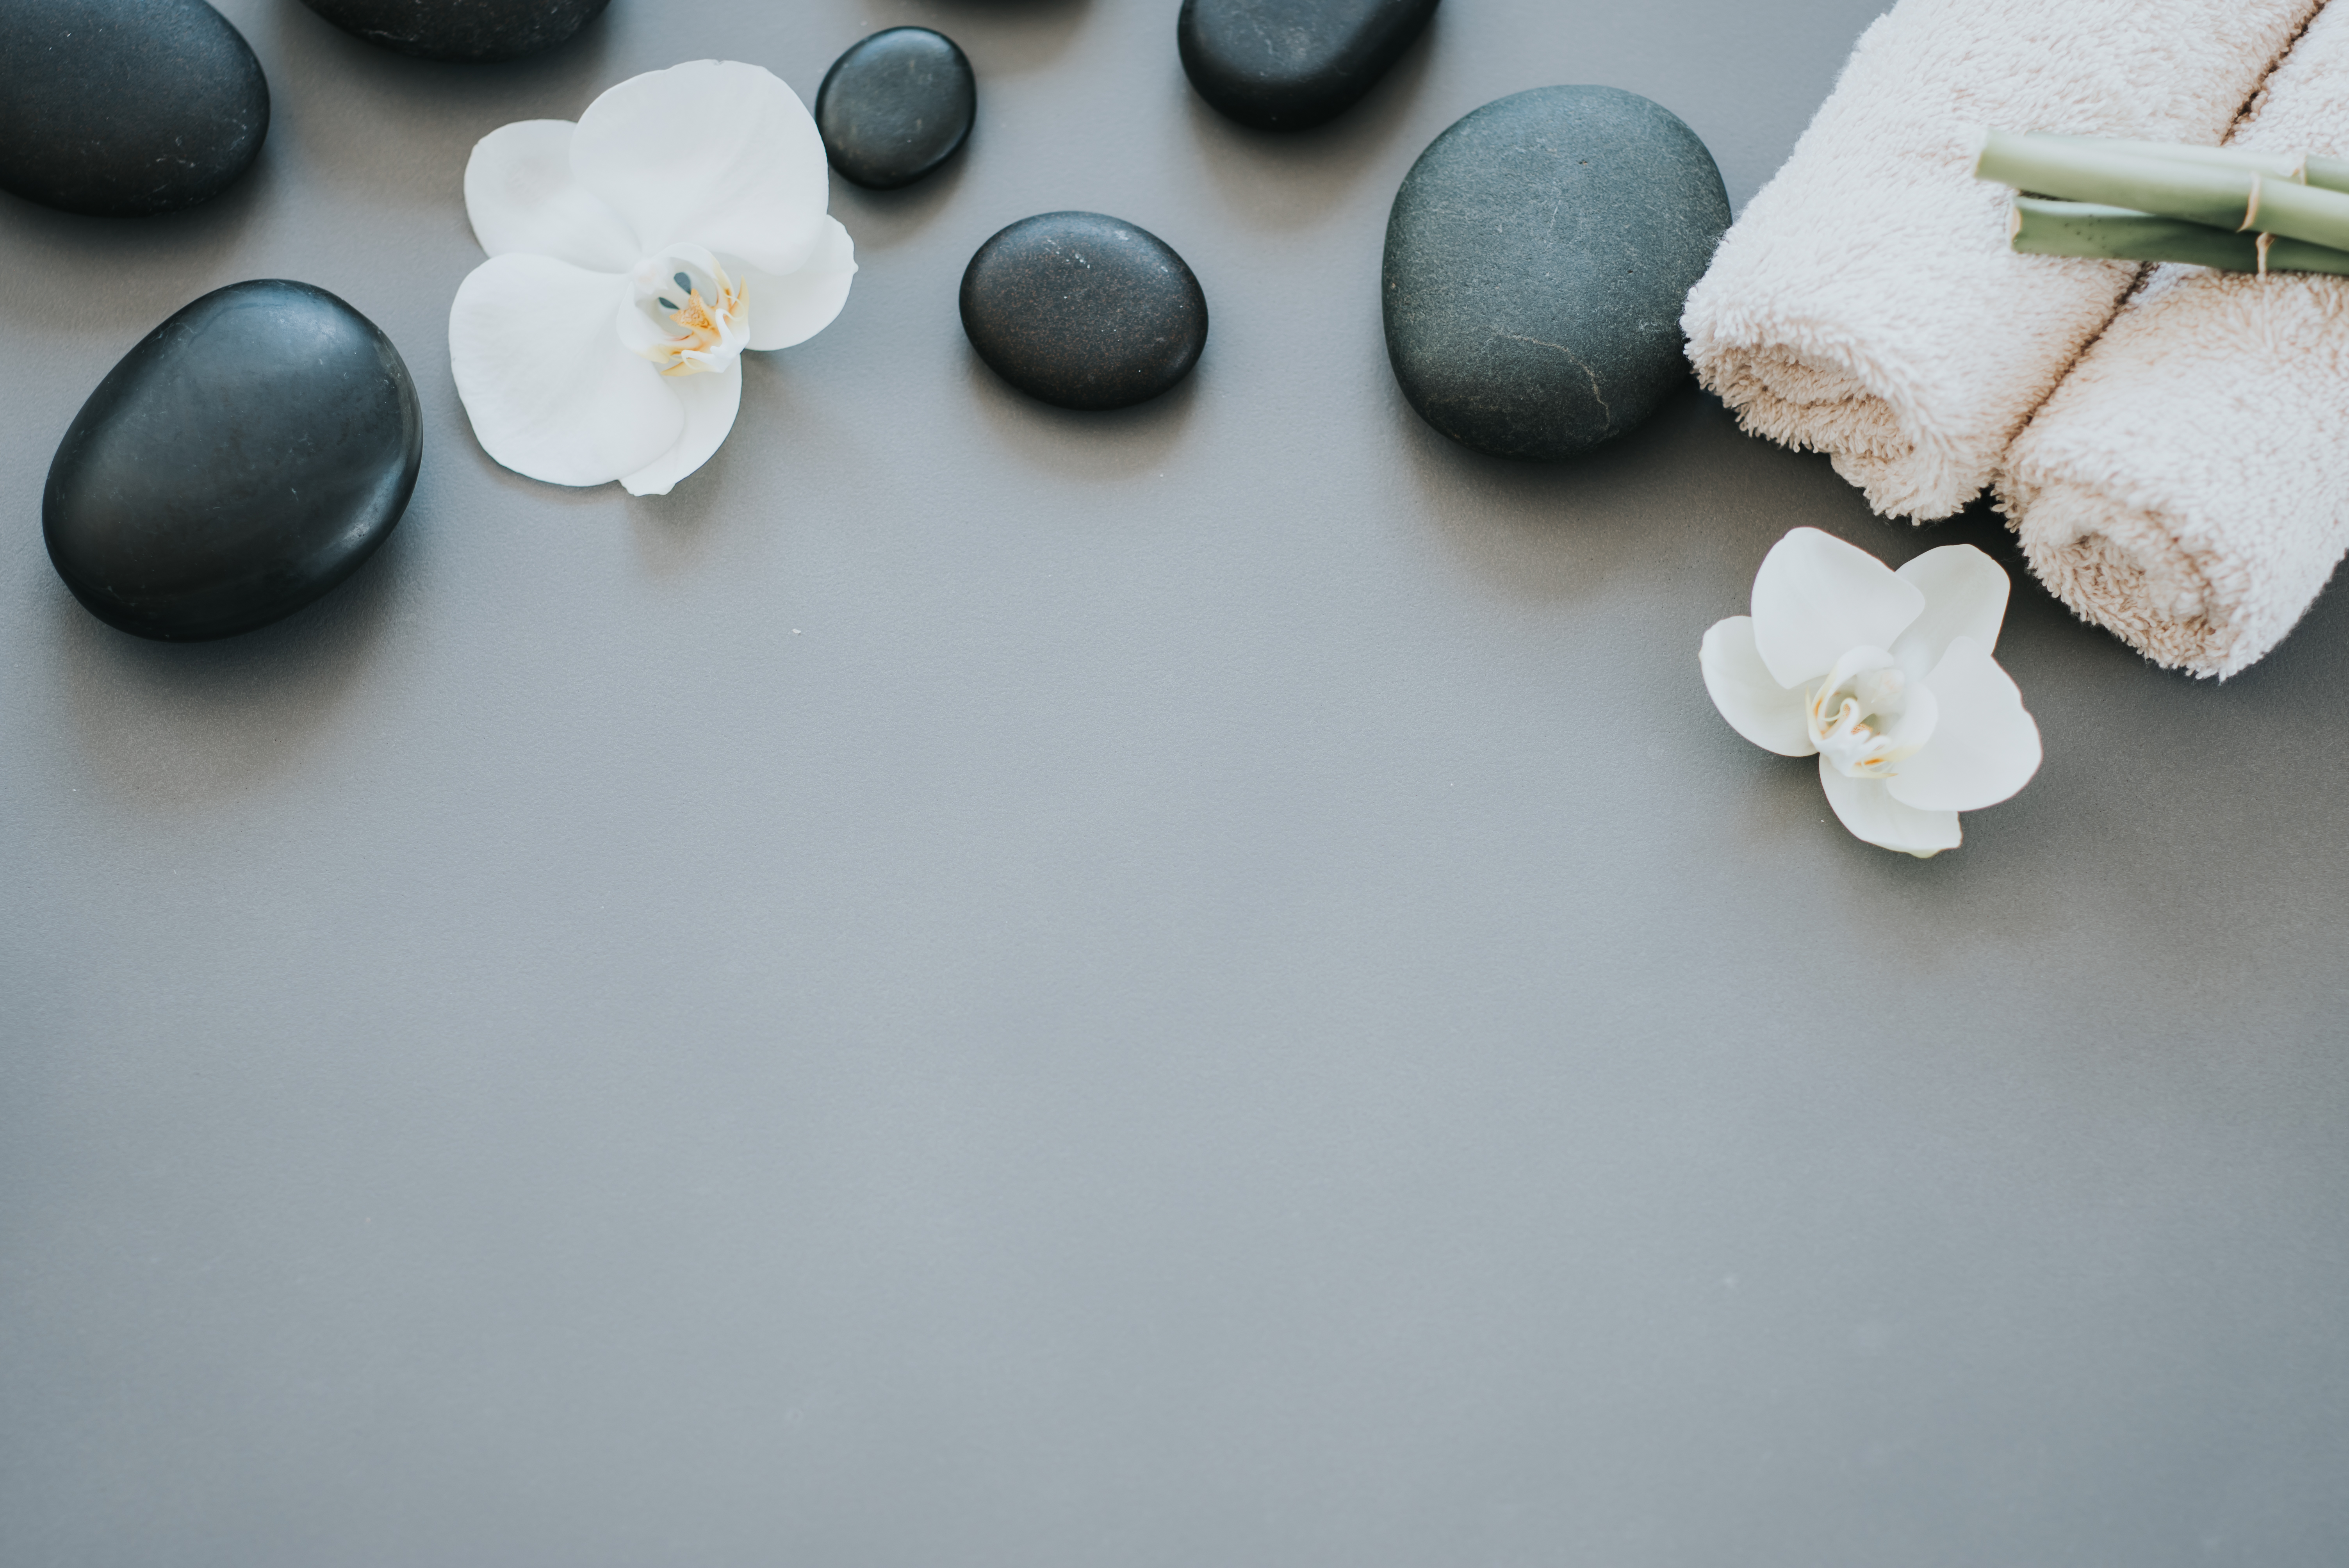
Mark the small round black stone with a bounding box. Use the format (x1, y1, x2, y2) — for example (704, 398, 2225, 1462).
(1383, 85, 1731, 460)
(45, 280, 422, 641)
(960, 213, 1208, 412)
(0, 0, 268, 217)
(297, 0, 609, 62)
(816, 27, 977, 191)
(1178, 0, 1439, 132)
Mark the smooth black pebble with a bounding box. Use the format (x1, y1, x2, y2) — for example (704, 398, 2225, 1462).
(1178, 0, 1437, 131)
(46, 281, 422, 641)
(298, 0, 608, 61)
(0, 0, 267, 217)
(1383, 85, 1730, 461)
(961, 213, 1208, 412)
(816, 27, 976, 191)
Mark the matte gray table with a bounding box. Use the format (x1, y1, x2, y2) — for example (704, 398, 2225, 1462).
(5, 2, 2345, 1563)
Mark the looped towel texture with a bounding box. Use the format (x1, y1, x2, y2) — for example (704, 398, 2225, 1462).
(1681, 0, 2321, 524)
(1998, 3, 2349, 677)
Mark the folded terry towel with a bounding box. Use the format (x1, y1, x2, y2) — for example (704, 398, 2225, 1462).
(1681, 0, 2320, 522)
(1997, 7, 2349, 677)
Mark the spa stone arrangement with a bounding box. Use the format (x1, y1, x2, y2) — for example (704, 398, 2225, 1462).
(12, 0, 2349, 857)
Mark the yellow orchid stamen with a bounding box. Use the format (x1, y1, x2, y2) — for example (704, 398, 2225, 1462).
(642, 266, 749, 377)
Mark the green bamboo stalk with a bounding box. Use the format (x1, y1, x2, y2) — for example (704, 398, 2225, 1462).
(2034, 132, 2349, 198)
(2010, 197, 2349, 275)
(2306, 153, 2349, 195)
(1978, 130, 2349, 253)
(1975, 130, 2255, 228)
(2244, 176, 2349, 250)
(2039, 133, 2304, 183)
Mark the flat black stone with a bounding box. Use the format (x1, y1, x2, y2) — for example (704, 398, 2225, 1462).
(0, 0, 267, 217)
(816, 27, 976, 191)
(45, 281, 422, 641)
(297, 0, 608, 62)
(960, 213, 1209, 413)
(1382, 85, 1730, 461)
(1178, 0, 1437, 132)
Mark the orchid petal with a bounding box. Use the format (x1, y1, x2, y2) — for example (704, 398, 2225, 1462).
(736, 217, 857, 352)
(1818, 761, 1961, 858)
(1750, 527, 1925, 689)
(572, 60, 829, 276)
(1700, 616, 1815, 756)
(1891, 545, 2010, 682)
(449, 254, 683, 487)
(464, 119, 642, 273)
(1885, 638, 2042, 814)
(619, 360, 743, 496)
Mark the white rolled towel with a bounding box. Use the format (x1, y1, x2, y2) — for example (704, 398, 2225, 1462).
(1998, 7, 2349, 677)
(1681, 0, 2320, 522)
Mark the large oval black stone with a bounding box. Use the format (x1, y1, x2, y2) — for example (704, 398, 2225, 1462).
(960, 213, 1208, 412)
(1383, 85, 1729, 460)
(45, 281, 422, 642)
(1178, 0, 1437, 132)
(0, 0, 267, 217)
(816, 27, 976, 191)
(297, 0, 608, 62)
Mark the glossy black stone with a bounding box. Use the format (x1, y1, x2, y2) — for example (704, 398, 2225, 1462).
(0, 0, 267, 217)
(1178, 0, 1437, 132)
(45, 281, 422, 641)
(297, 0, 608, 62)
(816, 27, 976, 191)
(1383, 85, 1730, 461)
(960, 213, 1208, 412)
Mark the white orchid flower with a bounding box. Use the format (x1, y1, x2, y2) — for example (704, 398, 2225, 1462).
(448, 60, 856, 497)
(1700, 527, 2042, 858)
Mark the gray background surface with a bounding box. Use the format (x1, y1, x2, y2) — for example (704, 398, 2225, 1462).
(4, 1, 2347, 1563)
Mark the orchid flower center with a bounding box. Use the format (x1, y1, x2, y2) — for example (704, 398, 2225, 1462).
(618, 244, 749, 377)
(1807, 646, 1936, 778)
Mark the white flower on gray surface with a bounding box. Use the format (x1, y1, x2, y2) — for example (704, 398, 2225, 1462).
(448, 60, 856, 496)
(1700, 527, 2042, 857)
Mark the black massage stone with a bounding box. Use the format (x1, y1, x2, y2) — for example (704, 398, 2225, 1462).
(816, 27, 977, 191)
(297, 0, 610, 62)
(45, 281, 422, 641)
(1178, 0, 1439, 132)
(0, 0, 268, 217)
(1383, 86, 1731, 461)
(959, 213, 1209, 412)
